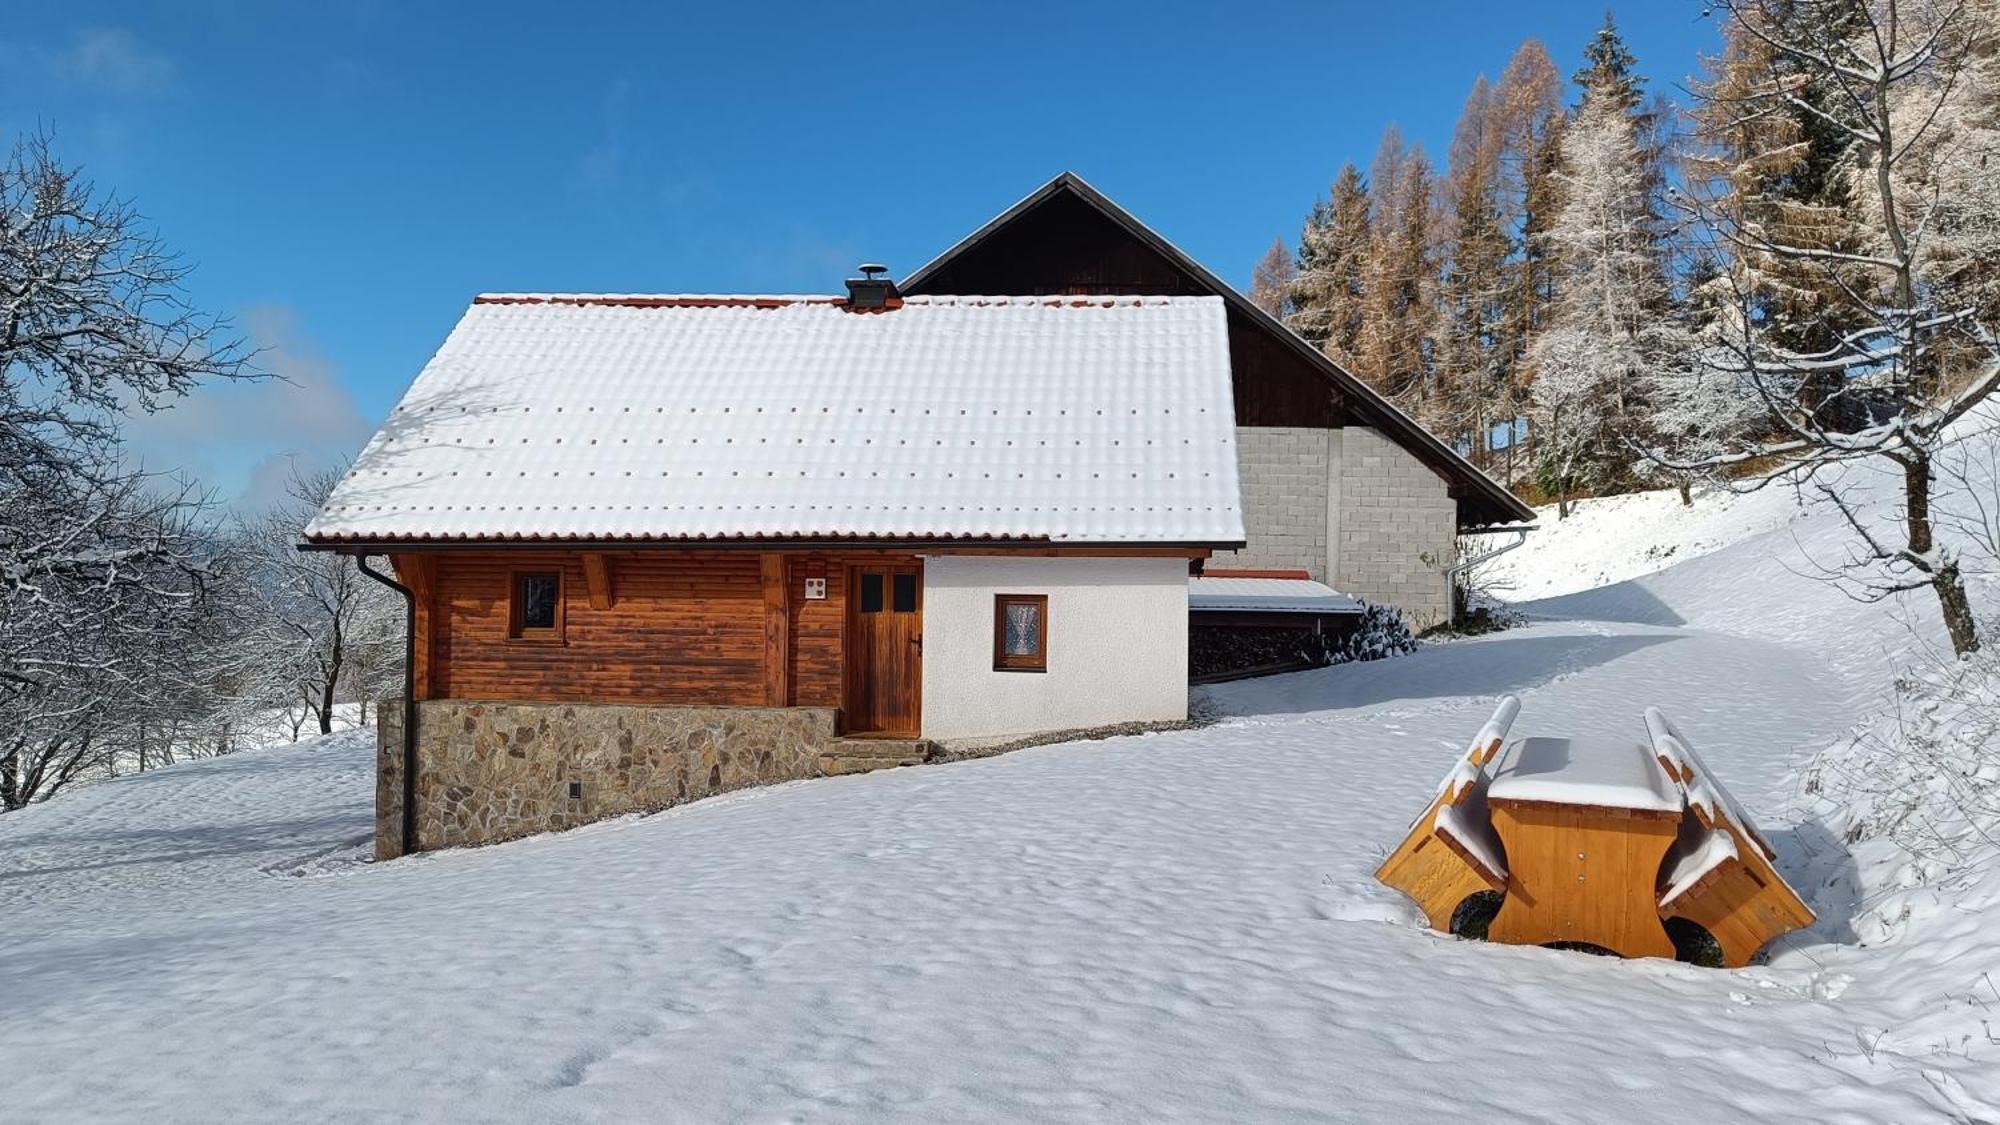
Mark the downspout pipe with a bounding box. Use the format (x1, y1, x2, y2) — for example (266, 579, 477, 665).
(355, 554, 419, 858)
(1445, 527, 1535, 630)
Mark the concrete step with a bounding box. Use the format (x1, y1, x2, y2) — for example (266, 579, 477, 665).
(818, 738, 934, 776)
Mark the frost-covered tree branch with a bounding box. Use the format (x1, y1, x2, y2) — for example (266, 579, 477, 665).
(0, 132, 266, 809)
(1651, 0, 1995, 655)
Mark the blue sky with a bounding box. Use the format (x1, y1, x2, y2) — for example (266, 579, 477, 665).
(3, 1, 1723, 507)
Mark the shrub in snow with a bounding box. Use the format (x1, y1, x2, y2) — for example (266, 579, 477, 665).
(1789, 643, 2000, 1065)
(1804, 649, 2000, 870)
(1338, 602, 1419, 663)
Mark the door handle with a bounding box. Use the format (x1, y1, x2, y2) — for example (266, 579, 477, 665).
(910, 634, 922, 649)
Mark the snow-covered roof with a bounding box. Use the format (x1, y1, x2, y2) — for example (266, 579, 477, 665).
(1187, 576, 1362, 615)
(304, 294, 1244, 546)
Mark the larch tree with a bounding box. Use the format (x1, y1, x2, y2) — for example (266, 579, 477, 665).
(1248, 237, 1296, 320)
(1661, 0, 1997, 657)
(1356, 127, 1441, 414)
(1439, 75, 1514, 469)
(1904, 0, 2000, 375)
(1490, 39, 1570, 471)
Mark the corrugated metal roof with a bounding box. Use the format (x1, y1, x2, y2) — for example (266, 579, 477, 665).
(305, 294, 1244, 546)
(1188, 576, 1363, 614)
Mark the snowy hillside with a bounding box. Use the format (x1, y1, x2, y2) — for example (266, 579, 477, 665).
(1481, 481, 1810, 603)
(4, 434, 2000, 1122)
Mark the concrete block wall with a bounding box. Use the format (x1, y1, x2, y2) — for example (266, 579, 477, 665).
(1332, 427, 1456, 629)
(1209, 427, 1330, 579)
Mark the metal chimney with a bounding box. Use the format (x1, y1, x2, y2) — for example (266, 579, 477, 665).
(843, 263, 901, 311)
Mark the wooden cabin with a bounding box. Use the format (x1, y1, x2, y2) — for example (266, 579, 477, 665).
(306, 288, 1240, 854)
(305, 173, 1530, 857)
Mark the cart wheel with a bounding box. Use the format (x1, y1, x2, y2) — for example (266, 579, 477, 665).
(1449, 891, 1503, 940)
(1664, 917, 1724, 967)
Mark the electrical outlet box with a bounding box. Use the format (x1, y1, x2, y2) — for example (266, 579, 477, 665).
(804, 577, 828, 600)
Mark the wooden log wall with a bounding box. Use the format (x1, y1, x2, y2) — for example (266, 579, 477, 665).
(390, 549, 864, 708)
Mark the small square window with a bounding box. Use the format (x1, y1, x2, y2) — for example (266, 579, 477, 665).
(510, 571, 563, 641)
(892, 573, 918, 613)
(993, 594, 1047, 672)
(859, 573, 884, 614)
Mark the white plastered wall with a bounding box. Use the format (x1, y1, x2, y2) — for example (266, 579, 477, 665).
(919, 555, 1189, 742)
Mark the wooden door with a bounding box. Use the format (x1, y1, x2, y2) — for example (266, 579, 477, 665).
(846, 563, 922, 735)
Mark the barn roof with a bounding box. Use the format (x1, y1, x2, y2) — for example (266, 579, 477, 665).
(303, 293, 1244, 548)
(903, 172, 1536, 529)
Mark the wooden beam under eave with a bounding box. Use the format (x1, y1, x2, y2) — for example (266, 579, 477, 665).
(760, 553, 790, 707)
(580, 552, 614, 610)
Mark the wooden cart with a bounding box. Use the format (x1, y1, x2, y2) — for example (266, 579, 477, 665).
(1375, 698, 1815, 966)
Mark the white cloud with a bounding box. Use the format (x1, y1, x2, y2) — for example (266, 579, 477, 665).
(123, 304, 376, 508)
(56, 28, 177, 95)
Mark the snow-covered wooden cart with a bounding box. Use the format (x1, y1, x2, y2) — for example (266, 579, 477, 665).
(1375, 697, 1815, 966)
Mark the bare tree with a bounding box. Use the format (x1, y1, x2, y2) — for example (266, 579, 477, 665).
(1658, 0, 1998, 656)
(0, 469, 228, 808)
(235, 463, 401, 735)
(0, 132, 261, 808)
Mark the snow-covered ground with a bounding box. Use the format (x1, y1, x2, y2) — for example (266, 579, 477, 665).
(1482, 479, 1810, 603)
(5, 441, 2000, 1121)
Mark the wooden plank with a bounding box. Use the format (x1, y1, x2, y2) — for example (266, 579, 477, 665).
(761, 553, 790, 706)
(580, 552, 613, 610)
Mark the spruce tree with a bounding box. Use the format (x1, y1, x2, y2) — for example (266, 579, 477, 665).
(1529, 69, 1683, 517)
(1287, 164, 1372, 365)
(1573, 10, 1643, 111)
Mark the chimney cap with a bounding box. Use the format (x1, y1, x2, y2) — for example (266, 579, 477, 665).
(855, 263, 890, 280)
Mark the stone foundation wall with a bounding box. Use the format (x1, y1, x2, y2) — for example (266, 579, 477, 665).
(377, 700, 838, 858)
